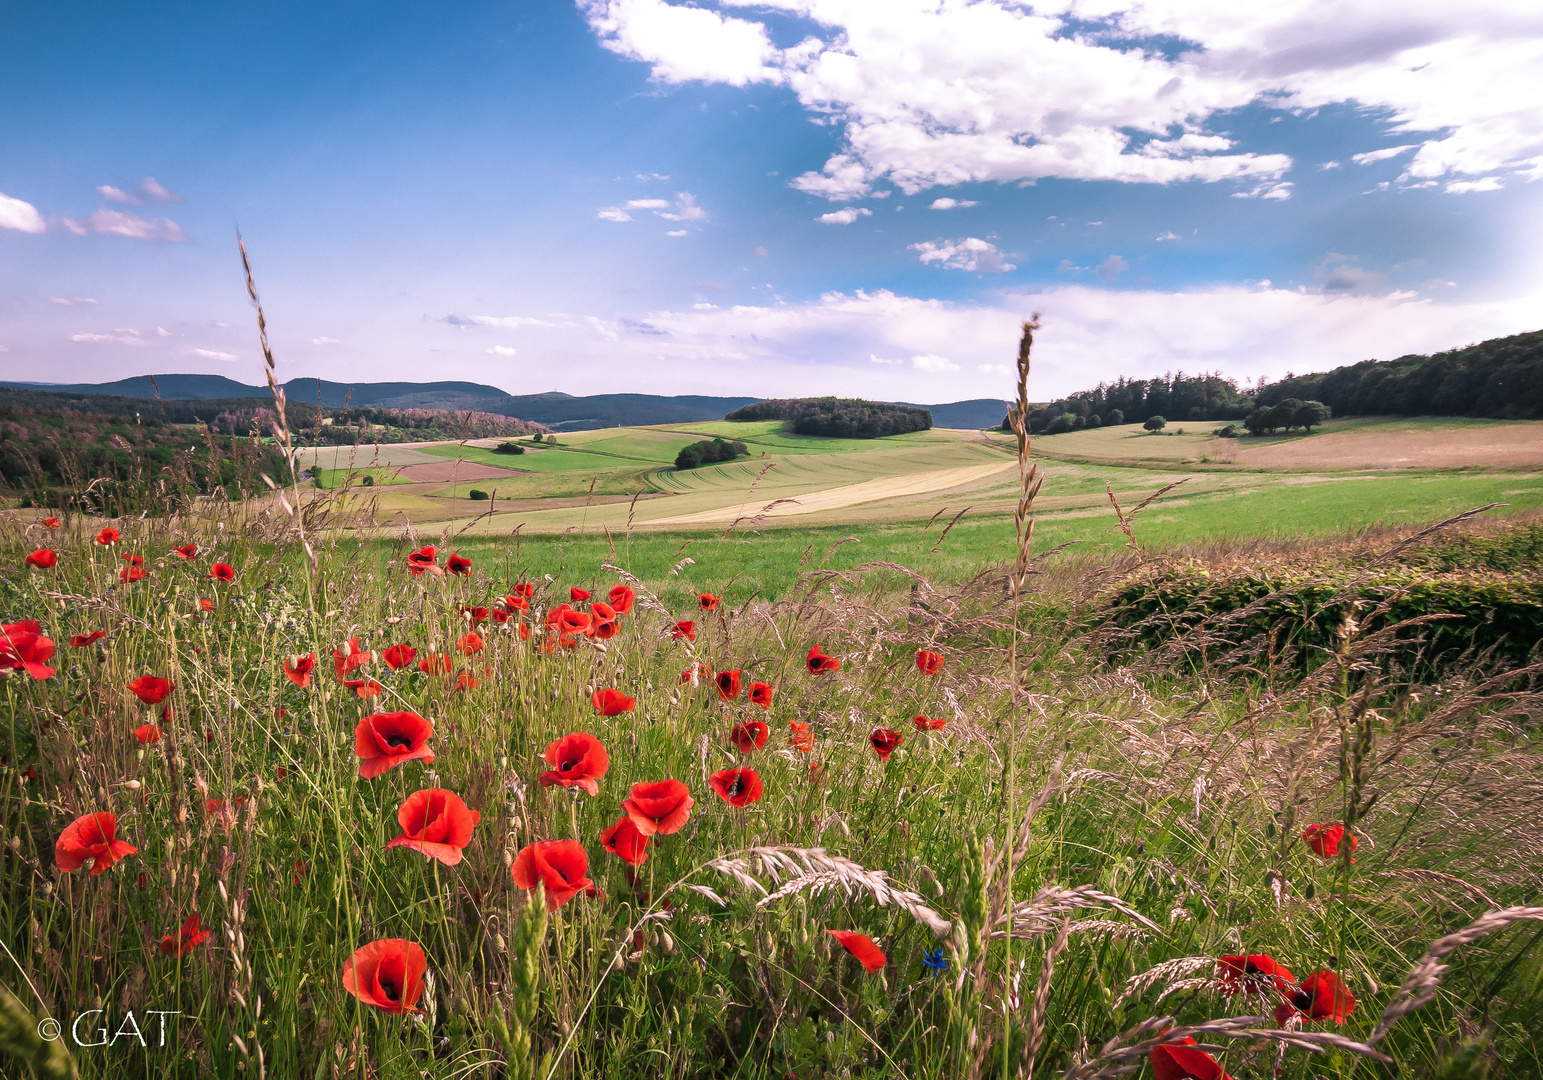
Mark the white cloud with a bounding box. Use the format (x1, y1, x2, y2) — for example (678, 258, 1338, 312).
(63, 209, 186, 242)
(157, 327, 173, 337)
(98, 185, 137, 203)
(0, 192, 45, 233)
(929, 198, 979, 210)
(97, 177, 182, 204)
(978, 363, 1011, 375)
(912, 354, 959, 372)
(71, 330, 148, 346)
(442, 313, 565, 330)
(50, 296, 99, 306)
(911, 237, 1015, 273)
(666, 229, 689, 236)
(1320, 160, 1342, 170)
(1155, 231, 1181, 241)
(1352, 145, 1419, 165)
(583, 1, 1543, 195)
(1232, 181, 1294, 200)
(486, 345, 518, 356)
(312, 336, 342, 345)
(869, 353, 904, 364)
(817, 207, 872, 224)
(190, 348, 237, 361)
(580, 0, 781, 86)
(1445, 177, 1504, 193)
(599, 192, 705, 224)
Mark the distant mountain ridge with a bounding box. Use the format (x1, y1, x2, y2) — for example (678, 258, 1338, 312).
(1, 375, 1010, 430)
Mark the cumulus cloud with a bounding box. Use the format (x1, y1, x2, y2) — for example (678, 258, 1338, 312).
(64, 209, 186, 242)
(929, 198, 979, 209)
(190, 348, 237, 361)
(1232, 181, 1294, 200)
(911, 237, 1015, 273)
(817, 207, 872, 224)
(1095, 255, 1130, 284)
(486, 345, 518, 356)
(666, 229, 689, 236)
(581, 0, 1543, 196)
(1445, 177, 1504, 193)
(0, 192, 45, 233)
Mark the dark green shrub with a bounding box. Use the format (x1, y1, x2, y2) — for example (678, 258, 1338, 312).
(468, 489, 490, 501)
(674, 438, 750, 470)
(493, 441, 526, 455)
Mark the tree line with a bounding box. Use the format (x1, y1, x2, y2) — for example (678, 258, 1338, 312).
(727, 397, 932, 438)
(674, 437, 750, 470)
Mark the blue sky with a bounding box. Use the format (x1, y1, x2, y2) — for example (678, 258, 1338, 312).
(2, 0, 1541, 402)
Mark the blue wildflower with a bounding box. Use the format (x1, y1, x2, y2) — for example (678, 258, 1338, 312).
(922, 947, 948, 976)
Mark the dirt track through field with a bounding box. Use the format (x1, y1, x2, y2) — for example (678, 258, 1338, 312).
(642, 461, 1016, 525)
(1237, 422, 1543, 469)
(393, 461, 531, 482)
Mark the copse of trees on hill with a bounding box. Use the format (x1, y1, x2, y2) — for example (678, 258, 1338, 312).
(1013, 372, 1251, 434)
(674, 437, 750, 470)
(726, 397, 931, 438)
(1254, 328, 1543, 420)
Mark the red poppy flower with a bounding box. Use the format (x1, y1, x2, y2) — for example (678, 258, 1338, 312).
(869, 728, 903, 761)
(127, 675, 174, 704)
(1275, 970, 1356, 1025)
(789, 720, 815, 753)
(291, 859, 309, 884)
(915, 650, 944, 675)
(457, 632, 485, 655)
(355, 711, 435, 779)
(118, 566, 147, 583)
(556, 608, 592, 636)
(806, 645, 840, 675)
(747, 681, 774, 709)
(24, 549, 57, 569)
(454, 670, 480, 692)
(698, 592, 721, 611)
(40, 516, 60, 529)
(593, 618, 620, 640)
(518, 623, 531, 641)
(71, 631, 105, 648)
(197, 598, 213, 612)
(120, 553, 145, 566)
(491, 608, 510, 624)
(334, 638, 371, 677)
(204, 796, 246, 825)
(2, 622, 57, 680)
(591, 688, 635, 717)
(539, 732, 610, 795)
(342, 938, 428, 1013)
(446, 552, 472, 575)
(406, 544, 438, 571)
(607, 584, 636, 614)
(1150, 1035, 1233, 1080)
(95, 528, 120, 545)
(570, 586, 591, 601)
(344, 678, 384, 699)
(512, 582, 535, 598)
(418, 652, 452, 675)
(208, 562, 236, 582)
(172, 544, 197, 559)
(729, 720, 769, 753)
(913, 714, 946, 731)
(511, 839, 593, 911)
(159, 913, 212, 957)
(590, 600, 617, 622)
(621, 779, 695, 837)
(1302, 823, 1357, 861)
(385, 788, 481, 866)
(283, 653, 317, 688)
(716, 670, 742, 701)
(671, 621, 696, 641)
(709, 768, 763, 808)
(382, 643, 417, 671)
(134, 723, 161, 744)
(502, 593, 531, 613)
(826, 930, 886, 973)
(55, 811, 137, 875)
(600, 817, 649, 866)
(461, 606, 490, 624)
(1217, 954, 1295, 997)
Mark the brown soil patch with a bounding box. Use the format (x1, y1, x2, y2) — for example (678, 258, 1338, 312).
(393, 461, 531, 482)
(1236, 423, 1543, 470)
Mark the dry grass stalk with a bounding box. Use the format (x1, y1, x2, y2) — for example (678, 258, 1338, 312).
(1023, 918, 1073, 1078)
(992, 884, 1162, 940)
(1062, 1014, 1392, 1080)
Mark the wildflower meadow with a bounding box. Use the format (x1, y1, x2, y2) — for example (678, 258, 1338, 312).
(2, 324, 1541, 1080)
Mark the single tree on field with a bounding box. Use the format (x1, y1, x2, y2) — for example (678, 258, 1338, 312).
(1294, 400, 1332, 432)
(1106, 408, 1124, 425)
(1143, 415, 1167, 432)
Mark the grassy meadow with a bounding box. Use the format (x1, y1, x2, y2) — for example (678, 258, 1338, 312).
(2, 413, 1542, 1080)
